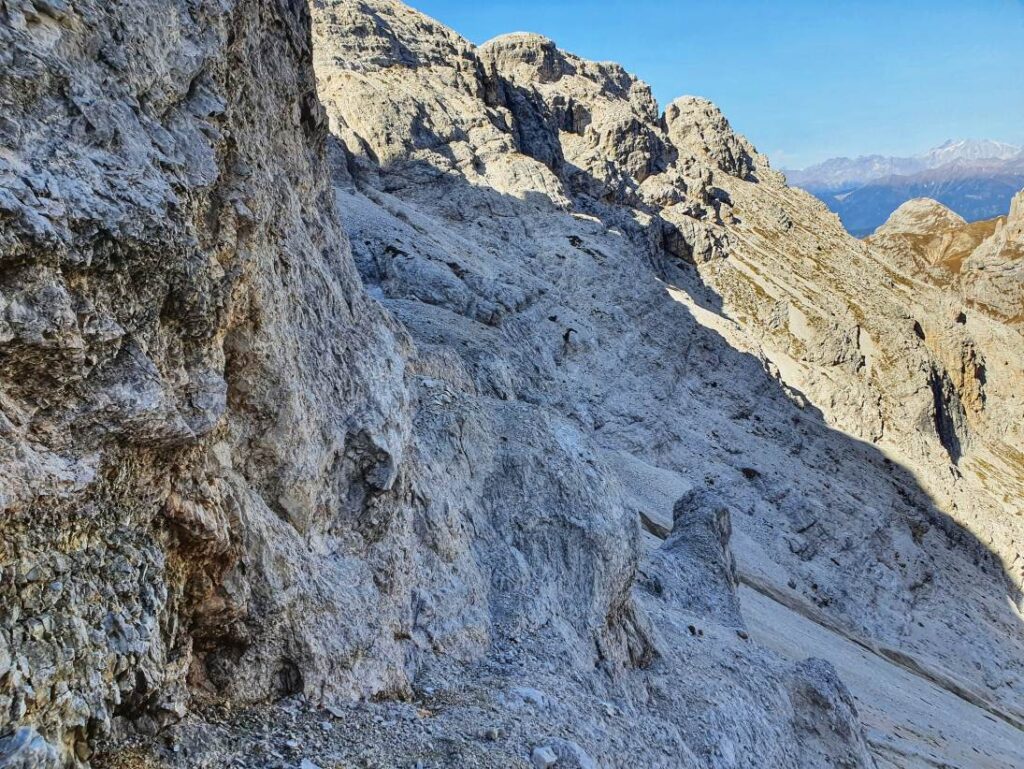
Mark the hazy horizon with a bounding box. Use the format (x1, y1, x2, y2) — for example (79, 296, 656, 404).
(409, 0, 1024, 168)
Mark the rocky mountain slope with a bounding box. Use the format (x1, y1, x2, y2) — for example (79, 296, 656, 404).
(1, 1, 1022, 768)
(870, 193, 1024, 325)
(786, 141, 1024, 236)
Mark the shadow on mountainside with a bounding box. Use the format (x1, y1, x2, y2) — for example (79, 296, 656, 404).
(337, 151, 1024, 732)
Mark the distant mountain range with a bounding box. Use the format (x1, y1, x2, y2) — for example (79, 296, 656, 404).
(784, 139, 1024, 236)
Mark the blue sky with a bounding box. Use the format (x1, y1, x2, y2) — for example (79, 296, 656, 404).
(408, 0, 1024, 168)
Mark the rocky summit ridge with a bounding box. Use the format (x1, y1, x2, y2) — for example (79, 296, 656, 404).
(1, 1, 1022, 768)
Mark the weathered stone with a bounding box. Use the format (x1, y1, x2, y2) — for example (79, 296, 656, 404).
(0, 728, 60, 769)
(530, 745, 558, 769)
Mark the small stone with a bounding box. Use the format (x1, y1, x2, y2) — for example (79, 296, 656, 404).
(531, 745, 558, 768)
(300, 760, 322, 769)
(510, 686, 550, 709)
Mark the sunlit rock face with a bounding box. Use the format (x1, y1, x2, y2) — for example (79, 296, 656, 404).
(1, 1, 1022, 767)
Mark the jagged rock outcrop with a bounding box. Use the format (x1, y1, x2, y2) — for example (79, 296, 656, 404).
(0, 0, 872, 765)
(962, 190, 1024, 323)
(2, 0, 1022, 767)
(663, 97, 758, 182)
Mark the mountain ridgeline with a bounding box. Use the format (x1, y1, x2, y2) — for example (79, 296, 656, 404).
(0, 1, 1022, 768)
(786, 139, 1024, 236)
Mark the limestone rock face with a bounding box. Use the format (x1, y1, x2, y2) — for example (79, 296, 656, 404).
(870, 192, 1024, 324)
(663, 97, 759, 182)
(868, 191, 1024, 455)
(479, 32, 666, 198)
(961, 189, 1024, 323)
(874, 197, 968, 237)
(2, 1, 1023, 768)
(0, 0, 415, 760)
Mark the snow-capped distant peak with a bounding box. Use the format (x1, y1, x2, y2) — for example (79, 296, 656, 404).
(919, 139, 1023, 166)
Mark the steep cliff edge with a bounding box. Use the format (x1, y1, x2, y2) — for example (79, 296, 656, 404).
(2, 1, 1022, 768)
